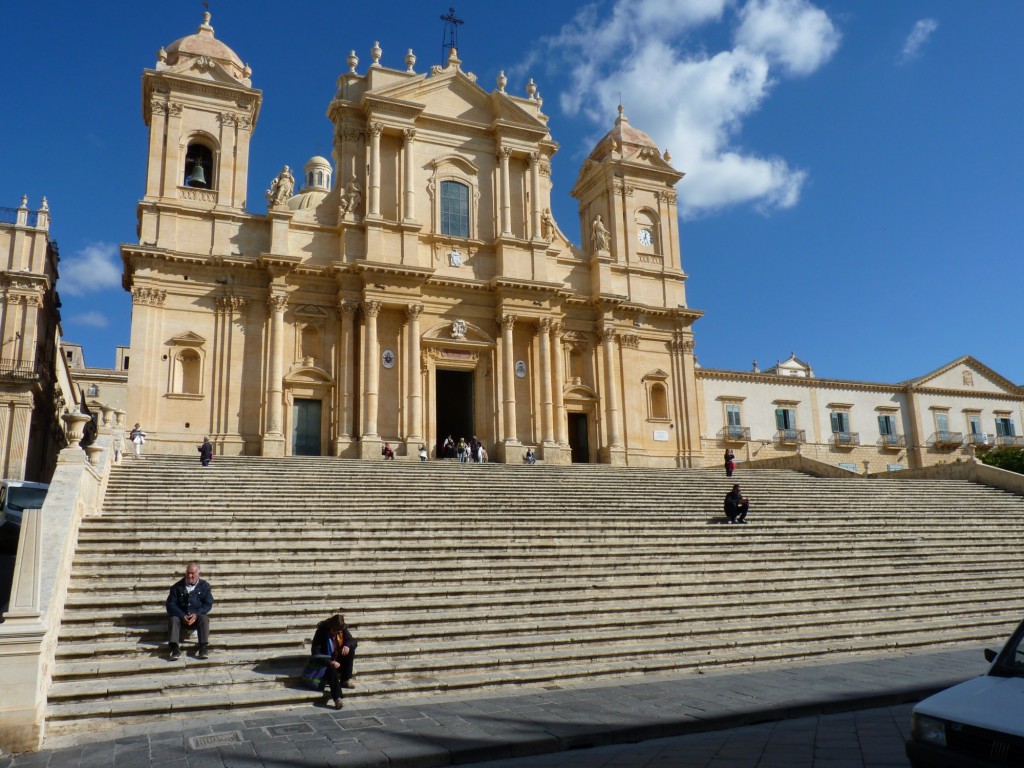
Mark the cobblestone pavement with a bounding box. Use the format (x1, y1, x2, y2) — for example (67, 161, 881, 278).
(0, 647, 985, 768)
(459, 703, 915, 768)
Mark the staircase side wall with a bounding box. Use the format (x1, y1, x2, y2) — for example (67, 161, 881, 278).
(0, 436, 114, 753)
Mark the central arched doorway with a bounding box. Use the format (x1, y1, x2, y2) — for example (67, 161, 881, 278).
(435, 369, 474, 455)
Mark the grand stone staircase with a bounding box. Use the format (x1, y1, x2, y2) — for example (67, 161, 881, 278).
(46, 455, 1024, 734)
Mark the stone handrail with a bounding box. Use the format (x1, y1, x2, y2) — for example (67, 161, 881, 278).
(0, 430, 118, 752)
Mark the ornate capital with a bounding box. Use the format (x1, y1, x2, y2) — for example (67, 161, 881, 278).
(403, 127, 416, 142)
(618, 333, 640, 349)
(217, 295, 248, 313)
(369, 123, 384, 138)
(218, 111, 239, 126)
(657, 189, 678, 204)
(529, 151, 541, 166)
(613, 181, 635, 196)
(405, 302, 424, 321)
(337, 299, 359, 318)
(269, 293, 288, 312)
(550, 321, 563, 337)
(539, 161, 552, 178)
(131, 287, 167, 307)
(363, 299, 382, 318)
(498, 147, 513, 161)
(150, 99, 168, 115)
(500, 313, 516, 332)
(597, 326, 617, 344)
(168, 102, 184, 116)
(538, 317, 553, 333)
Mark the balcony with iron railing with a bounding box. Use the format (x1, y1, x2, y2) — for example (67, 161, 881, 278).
(930, 431, 963, 449)
(776, 428, 805, 445)
(830, 431, 859, 448)
(996, 435, 1024, 448)
(877, 433, 906, 449)
(965, 433, 993, 448)
(0, 358, 41, 379)
(0, 206, 39, 228)
(718, 425, 750, 443)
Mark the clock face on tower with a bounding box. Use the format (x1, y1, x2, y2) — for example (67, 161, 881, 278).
(638, 228, 653, 247)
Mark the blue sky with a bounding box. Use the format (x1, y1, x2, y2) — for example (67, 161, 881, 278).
(3, 1, 1021, 384)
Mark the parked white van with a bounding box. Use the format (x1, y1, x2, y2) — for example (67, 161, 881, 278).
(907, 617, 1024, 767)
(0, 480, 49, 532)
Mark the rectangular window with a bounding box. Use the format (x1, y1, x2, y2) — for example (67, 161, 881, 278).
(878, 415, 897, 436)
(968, 415, 982, 435)
(996, 417, 1016, 437)
(775, 408, 796, 430)
(725, 404, 743, 439)
(936, 413, 949, 434)
(830, 412, 850, 433)
(440, 181, 469, 238)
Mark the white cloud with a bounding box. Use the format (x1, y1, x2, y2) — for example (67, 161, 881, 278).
(734, 0, 840, 77)
(67, 311, 109, 328)
(59, 242, 122, 296)
(533, 0, 838, 217)
(900, 18, 938, 62)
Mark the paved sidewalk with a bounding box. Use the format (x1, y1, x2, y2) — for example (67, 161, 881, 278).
(0, 646, 987, 768)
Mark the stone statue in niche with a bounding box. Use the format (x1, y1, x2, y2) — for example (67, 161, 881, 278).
(591, 214, 610, 252)
(339, 182, 362, 215)
(448, 250, 462, 267)
(451, 319, 468, 340)
(266, 166, 294, 207)
(541, 208, 555, 241)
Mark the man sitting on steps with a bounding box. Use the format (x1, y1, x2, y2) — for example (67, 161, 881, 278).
(166, 561, 214, 660)
(724, 484, 750, 524)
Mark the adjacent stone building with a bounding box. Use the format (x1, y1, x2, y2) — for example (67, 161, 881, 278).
(122, 13, 702, 465)
(0, 197, 71, 481)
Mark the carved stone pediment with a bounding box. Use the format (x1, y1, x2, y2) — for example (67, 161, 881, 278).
(168, 331, 206, 347)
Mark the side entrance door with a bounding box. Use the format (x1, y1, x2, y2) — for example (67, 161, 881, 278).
(292, 398, 322, 456)
(568, 413, 589, 463)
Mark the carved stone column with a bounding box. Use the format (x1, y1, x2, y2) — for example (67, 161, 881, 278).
(405, 303, 424, 444)
(335, 300, 358, 451)
(499, 147, 512, 236)
(529, 152, 542, 240)
(551, 322, 568, 445)
(501, 313, 518, 443)
(600, 325, 623, 450)
(368, 122, 383, 218)
(361, 300, 382, 438)
(538, 318, 555, 445)
(402, 128, 416, 222)
(263, 292, 288, 455)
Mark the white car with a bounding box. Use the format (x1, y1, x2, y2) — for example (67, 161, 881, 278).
(0, 479, 48, 531)
(907, 618, 1024, 767)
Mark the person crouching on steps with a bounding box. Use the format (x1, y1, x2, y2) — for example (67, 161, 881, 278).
(310, 614, 357, 709)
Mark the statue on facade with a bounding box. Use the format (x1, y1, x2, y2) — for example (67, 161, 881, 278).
(591, 214, 610, 252)
(339, 181, 362, 216)
(266, 166, 294, 207)
(451, 319, 468, 340)
(541, 208, 555, 241)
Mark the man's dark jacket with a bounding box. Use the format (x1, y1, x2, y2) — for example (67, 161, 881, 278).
(166, 578, 214, 619)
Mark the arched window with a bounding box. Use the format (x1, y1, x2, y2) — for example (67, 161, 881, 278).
(308, 171, 315, 187)
(316, 171, 324, 188)
(650, 383, 669, 419)
(178, 349, 201, 394)
(184, 143, 214, 189)
(440, 180, 469, 238)
(300, 325, 320, 361)
(635, 209, 660, 254)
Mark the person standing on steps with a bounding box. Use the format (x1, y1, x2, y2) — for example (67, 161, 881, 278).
(166, 561, 214, 660)
(724, 448, 735, 478)
(130, 422, 147, 458)
(418, 444, 428, 462)
(198, 437, 214, 467)
(724, 484, 750, 524)
(308, 613, 357, 710)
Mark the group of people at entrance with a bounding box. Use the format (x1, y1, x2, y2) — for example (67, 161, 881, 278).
(442, 435, 487, 463)
(165, 562, 358, 709)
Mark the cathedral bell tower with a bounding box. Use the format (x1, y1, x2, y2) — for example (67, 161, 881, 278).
(570, 106, 687, 308)
(138, 12, 261, 245)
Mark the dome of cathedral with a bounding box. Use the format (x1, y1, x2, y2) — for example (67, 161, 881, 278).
(162, 12, 249, 83)
(587, 106, 660, 163)
(288, 156, 333, 211)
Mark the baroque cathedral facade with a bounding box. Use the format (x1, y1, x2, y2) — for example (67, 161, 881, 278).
(123, 13, 703, 465)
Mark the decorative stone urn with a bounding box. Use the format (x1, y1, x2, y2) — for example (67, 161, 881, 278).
(62, 410, 92, 446)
